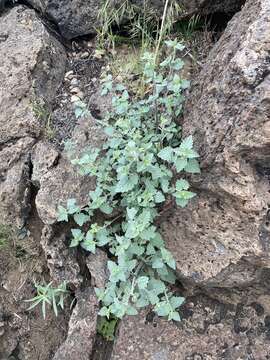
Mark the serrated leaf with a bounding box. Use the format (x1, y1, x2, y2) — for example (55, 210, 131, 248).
(136, 296, 150, 308)
(67, 199, 80, 215)
(148, 279, 166, 295)
(180, 136, 193, 151)
(175, 158, 187, 172)
(175, 179, 190, 191)
(148, 292, 160, 305)
(100, 203, 113, 215)
(137, 276, 149, 290)
(171, 311, 181, 321)
(184, 159, 200, 174)
(152, 257, 164, 269)
(73, 213, 89, 226)
(158, 147, 174, 162)
(154, 301, 170, 317)
(70, 229, 84, 247)
(57, 205, 68, 222)
(161, 248, 176, 270)
(170, 296, 185, 309)
(127, 208, 137, 220)
(155, 191, 165, 203)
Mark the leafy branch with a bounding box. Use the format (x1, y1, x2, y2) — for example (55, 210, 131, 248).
(58, 40, 200, 321)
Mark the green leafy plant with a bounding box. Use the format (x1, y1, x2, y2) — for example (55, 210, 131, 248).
(26, 282, 69, 319)
(58, 40, 199, 322)
(97, 316, 118, 341)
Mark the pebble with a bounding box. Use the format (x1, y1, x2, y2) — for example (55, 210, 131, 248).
(81, 51, 89, 59)
(70, 78, 79, 86)
(70, 87, 81, 94)
(71, 95, 81, 103)
(64, 70, 74, 80)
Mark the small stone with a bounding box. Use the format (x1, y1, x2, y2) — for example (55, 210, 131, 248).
(70, 87, 81, 94)
(65, 70, 74, 80)
(70, 95, 80, 103)
(76, 91, 84, 99)
(70, 78, 79, 86)
(81, 51, 89, 59)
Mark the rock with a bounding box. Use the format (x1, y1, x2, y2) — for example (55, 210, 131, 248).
(0, 143, 32, 228)
(33, 115, 106, 225)
(0, 6, 66, 144)
(40, 225, 82, 288)
(112, 295, 270, 359)
(161, 0, 270, 292)
(53, 288, 99, 360)
(0, 6, 66, 227)
(86, 249, 109, 288)
(26, 0, 244, 40)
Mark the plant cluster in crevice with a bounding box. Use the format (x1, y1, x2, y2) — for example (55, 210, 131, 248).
(58, 39, 200, 322)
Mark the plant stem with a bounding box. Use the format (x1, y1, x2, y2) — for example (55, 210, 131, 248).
(154, 0, 170, 65)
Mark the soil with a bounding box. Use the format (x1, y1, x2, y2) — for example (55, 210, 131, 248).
(48, 38, 105, 149)
(0, 200, 70, 360)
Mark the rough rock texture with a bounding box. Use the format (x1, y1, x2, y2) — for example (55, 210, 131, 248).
(26, 0, 244, 39)
(41, 225, 82, 288)
(112, 295, 270, 359)
(161, 0, 270, 292)
(53, 288, 99, 360)
(0, 6, 66, 227)
(32, 115, 106, 224)
(86, 248, 109, 288)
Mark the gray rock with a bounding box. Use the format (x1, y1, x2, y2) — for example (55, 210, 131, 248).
(0, 6, 66, 227)
(161, 0, 270, 292)
(112, 295, 270, 359)
(33, 115, 106, 225)
(27, 0, 244, 40)
(86, 248, 109, 289)
(53, 288, 99, 360)
(41, 225, 82, 288)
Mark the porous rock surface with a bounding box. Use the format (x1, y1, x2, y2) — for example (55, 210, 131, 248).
(0, 6, 66, 227)
(53, 288, 99, 360)
(161, 0, 270, 292)
(40, 225, 83, 287)
(112, 295, 270, 359)
(32, 114, 106, 225)
(26, 0, 244, 39)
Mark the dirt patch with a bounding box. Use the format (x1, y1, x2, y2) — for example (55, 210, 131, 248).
(46, 38, 105, 149)
(0, 200, 70, 360)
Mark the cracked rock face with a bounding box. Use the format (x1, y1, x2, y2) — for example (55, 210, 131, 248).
(0, 6, 66, 227)
(112, 295, 270, 359)
(161, 0, 270, 293)
(26, 0, 244, 39)
(53, 288, 99, 360)
(40, 225, 83, 288)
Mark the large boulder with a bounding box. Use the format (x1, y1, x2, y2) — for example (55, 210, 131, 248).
(26, 0, 244, 39)
(112, 295, 270, 359)
(0, 6, 66, 227)
(161, 0, 270, 293)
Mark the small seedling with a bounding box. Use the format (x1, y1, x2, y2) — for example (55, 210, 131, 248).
(26, 282, 69, 319)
